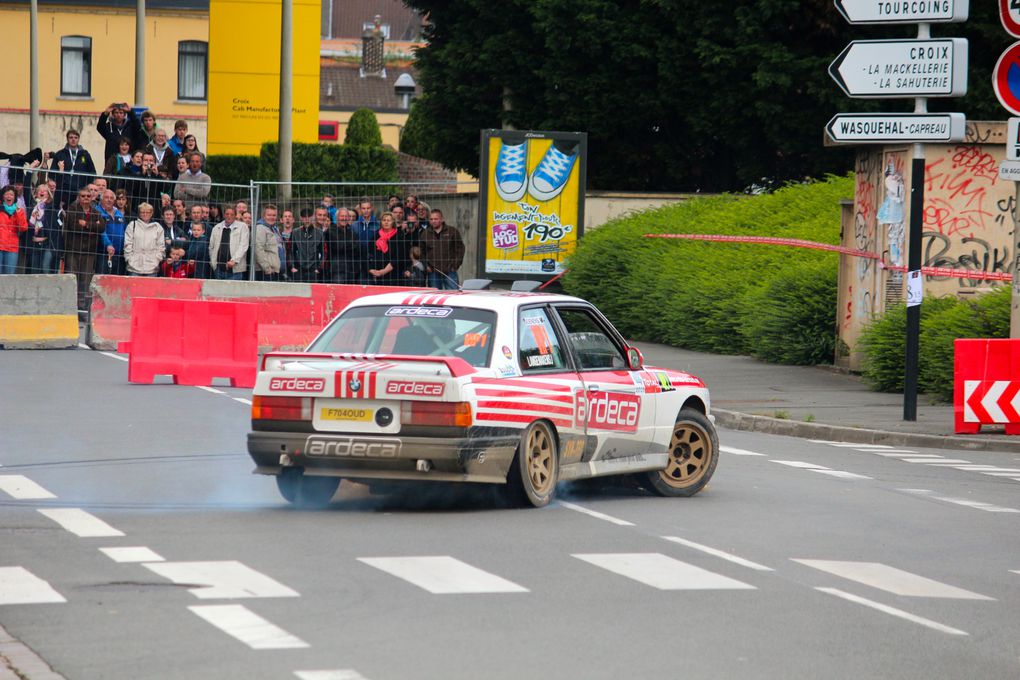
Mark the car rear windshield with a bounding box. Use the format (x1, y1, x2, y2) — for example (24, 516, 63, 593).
(308, 305, 497, 368)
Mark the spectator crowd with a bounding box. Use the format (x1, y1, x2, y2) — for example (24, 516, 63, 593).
(0, 102, 466, 308)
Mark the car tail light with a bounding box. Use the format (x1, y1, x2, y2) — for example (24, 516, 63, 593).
(252, 396, 312, 421)
(400, 401, 472, 427)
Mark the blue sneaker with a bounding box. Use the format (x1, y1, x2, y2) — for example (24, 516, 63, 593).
(494, 140, 528, 202)
(528, 143, 577, 201)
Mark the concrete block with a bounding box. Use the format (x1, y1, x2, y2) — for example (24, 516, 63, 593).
(0, 275, 79, 349)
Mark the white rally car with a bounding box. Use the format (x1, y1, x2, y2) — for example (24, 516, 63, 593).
(247, 289, 719, 507)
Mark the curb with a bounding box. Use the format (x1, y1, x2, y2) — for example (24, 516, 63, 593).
(713, 409, 1020, 454)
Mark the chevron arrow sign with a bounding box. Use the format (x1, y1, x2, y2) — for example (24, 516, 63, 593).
(964, 380, 1020, 423)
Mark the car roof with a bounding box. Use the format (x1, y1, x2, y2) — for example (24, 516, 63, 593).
(345, 289, 588, 312)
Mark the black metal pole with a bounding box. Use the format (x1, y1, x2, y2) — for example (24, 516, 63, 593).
(904, 152, 924, 421)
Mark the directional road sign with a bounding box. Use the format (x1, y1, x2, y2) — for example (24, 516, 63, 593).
(829, 39, 968, 98)
(994, 42, 1020, 115)
(1001, 0, 1020, 38)
(835, 0, 968, 24)
(825, 113, 967, 144)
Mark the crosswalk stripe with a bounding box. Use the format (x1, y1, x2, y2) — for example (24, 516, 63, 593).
(37, 508, 124, 537)
(573, 553, 755, 590)
(144, 561, 299, 599)
(661, 537, 773, 571)
(816, 587, 968, 636)
(772, 460, 829, 469)
(900, 488, 1020, 513)
(862, 450, 921, 455)
(0, 567, 66, 605)
(0, 475, 56, 500)
(903, 458, 971, 465)
(793, 559, 993, 600)
(357, 556, 528, 594)
(558, 501, 634, 526)
(720, 446, 767, 456)
(99, 547, 164, 563)
(811, 470, 873, 480)
(189, 605, 308, 649)
(810, 441, 894, 449)
(295, 672, 369, 680)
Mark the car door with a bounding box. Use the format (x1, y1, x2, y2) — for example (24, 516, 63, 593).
(550, 304, 657, 460)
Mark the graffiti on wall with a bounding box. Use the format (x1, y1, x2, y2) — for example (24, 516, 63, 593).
(845, 152, 881, 329)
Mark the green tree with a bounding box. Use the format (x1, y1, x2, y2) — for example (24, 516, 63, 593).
(405, 0, 1004, 191)
(399, 97, 439, 159)
(345, 108, 384, 146)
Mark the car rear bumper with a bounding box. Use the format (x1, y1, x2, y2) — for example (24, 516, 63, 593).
(247, 429, 519, 484)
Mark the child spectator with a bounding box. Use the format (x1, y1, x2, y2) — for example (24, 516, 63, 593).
(160, 244, 196, 278)
(186, 219, 210, 279)
(123, 202, 164, 276)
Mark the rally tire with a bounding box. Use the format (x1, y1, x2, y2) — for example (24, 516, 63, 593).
(277, 468, 340, 508)
(507, 421, 559, 508)
(643, 408, 718, 497)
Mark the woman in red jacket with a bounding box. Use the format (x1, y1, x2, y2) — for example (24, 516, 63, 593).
(0, 185, 28, 274)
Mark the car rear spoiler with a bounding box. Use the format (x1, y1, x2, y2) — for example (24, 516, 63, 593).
(260, 352, 477, 377)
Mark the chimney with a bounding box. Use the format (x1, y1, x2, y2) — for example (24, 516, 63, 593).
(361, 14, 386, 78)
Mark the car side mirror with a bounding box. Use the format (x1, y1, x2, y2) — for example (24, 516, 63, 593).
(625, 346, 643, 371)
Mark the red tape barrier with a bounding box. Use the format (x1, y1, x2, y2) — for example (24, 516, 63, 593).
(644, 233, 1012, 282)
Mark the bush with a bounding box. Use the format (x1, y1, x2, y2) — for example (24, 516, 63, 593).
(563, 175, 851, 362)
(741, 258, 838, 365)
(344, 108, 383, 146)
(257, 142, 398, 194)
(400, 98, 439, 161)
(205, 155, 260, 186)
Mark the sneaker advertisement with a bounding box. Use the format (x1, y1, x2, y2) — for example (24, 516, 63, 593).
(478, 130, 586, 278)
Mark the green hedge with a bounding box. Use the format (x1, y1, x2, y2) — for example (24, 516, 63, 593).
(859, 286, 1011, 401)
(204, 142, 399, 190)
(562, 175, 851, 364)
(205, 155, 259, 187)
(345, 108, 383, 147)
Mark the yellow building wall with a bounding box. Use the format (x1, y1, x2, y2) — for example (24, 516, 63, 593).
(0, 5, 208, 120)
(207, 0, 321, 155)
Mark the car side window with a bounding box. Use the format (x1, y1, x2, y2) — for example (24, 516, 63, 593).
(554, 307, 627, 371)
(518, 308, 566, 372)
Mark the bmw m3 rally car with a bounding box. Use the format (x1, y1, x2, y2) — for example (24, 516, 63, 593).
(247, 289, 719, 507)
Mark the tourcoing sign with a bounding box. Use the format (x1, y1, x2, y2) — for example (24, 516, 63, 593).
(478, 130, 587, 279)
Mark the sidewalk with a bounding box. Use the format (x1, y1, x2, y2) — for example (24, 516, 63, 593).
(634, 341, 1020, 454)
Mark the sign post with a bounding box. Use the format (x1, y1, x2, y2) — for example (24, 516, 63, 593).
(996, 6, 1020, 337)
(827, 6, 969, 422)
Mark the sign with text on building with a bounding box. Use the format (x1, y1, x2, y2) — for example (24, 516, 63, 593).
(207, 0, 321, 156)
(835, 0, 969, 24)
(825, 112, 966, 144)
(478, 130, 586, 280)
(829, 38, 968, 98)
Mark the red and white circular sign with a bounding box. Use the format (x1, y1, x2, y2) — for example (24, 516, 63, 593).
(994, 42, 1020, 115)
(1002, 0, 1020, 38)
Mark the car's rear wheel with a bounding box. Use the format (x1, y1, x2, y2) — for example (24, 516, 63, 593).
(507, 421, 559, 508)
(276, 468, 340, 508)
(643, 408, 718, 497)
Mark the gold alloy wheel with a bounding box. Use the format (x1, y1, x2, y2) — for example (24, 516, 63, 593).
(660, 420, 711, 488)
(526, 424, 555, 495)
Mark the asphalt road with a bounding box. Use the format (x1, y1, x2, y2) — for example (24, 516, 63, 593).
(2, 350, 1019, 680)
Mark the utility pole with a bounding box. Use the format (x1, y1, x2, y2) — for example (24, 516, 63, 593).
(278, 0, 293, 199)
(135, 0, 146, 106)
(29, 0, 39, 149)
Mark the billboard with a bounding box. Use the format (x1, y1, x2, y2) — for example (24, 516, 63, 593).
(478, 130, 586, 279)
(207, 0, 321, 156)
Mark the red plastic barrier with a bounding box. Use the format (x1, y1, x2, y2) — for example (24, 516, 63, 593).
(954, 339, 1020, 435)
(117, 298, 259, 388)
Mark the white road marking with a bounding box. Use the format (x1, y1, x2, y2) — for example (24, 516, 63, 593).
(196, 386, 225, 395)
(720, 446, 766, 456)
(860, 450, 920, 455)
(953, 465, 1020, 472)
(295, 672, 368, 680)
(77, 343, 90, 349)
(233, 397, 253, 405)
(980, 470, 1020, 476)
(811, 470, 873, 480)
(771, 460, 830, 469)
(903, 458, 971, 465)
(0, 567, 66, 605)
(558, 501, 634, 526)
(99, 547, 164, 563)
(99, 352, 128, 362)
(189, 605, 308, 649)
(0, 475, 56, 500)
(358, 556, 528, 594)
(573, 553, 755, 590)
(661, 536, 773, 571)
(815, 587, 968, 636)
(810, 441, 893, 449)
(793, 560, 993, 600)
(143, 561, 298, 599)
(900, 488, 1020, 513)
(38, 508, 124, 537)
